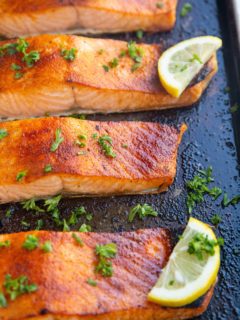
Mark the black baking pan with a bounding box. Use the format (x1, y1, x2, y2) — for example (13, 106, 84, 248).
(0, 0, 239, 319)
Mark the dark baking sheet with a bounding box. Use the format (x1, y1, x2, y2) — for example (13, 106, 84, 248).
(0, 0, 239, 319)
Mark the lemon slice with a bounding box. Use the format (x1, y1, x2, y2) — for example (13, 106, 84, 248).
(158, 36, 222, 97)
(148, 217, 221, 307)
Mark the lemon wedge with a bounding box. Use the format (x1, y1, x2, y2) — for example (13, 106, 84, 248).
(148, 217, 221, 307)
(158, 36, 222, 97)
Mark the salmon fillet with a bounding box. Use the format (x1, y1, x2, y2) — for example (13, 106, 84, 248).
(0, 35, 218, 119)
(0, 0, 178, 38)
(0, 117, 186, 204)
(0, 229, 214, 320)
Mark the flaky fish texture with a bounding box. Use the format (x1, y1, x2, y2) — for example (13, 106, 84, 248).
(0, 117, 186, 204)
(0, 35, 218, 119)
(0, 229, 214, 320)
(0, 0, 178, 38)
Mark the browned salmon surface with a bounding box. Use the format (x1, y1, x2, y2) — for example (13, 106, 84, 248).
(0, 229, 213, 320)
(0, 0, 178, 38)
(0, 35, 218, 119)
(0, 117, 186, 204)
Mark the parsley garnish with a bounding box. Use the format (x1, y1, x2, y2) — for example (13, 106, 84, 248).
(188, 233, 224, 260)
(127, 41, 144, 72)
(128, 204, 158, 222)
(211, 214, 222, 226)
(44, 195, 62, 212)
(69, 114, 86, 120)
(136, 30, 144, 39)
(22, 235, 39, 251)
(23, 50, 40, 67)
(95, 243, 117, 277)
(222, 193, 240, 207)
(5, 208, 12, 218)
(180, 3, 192, 17)
(14, 72, 23, 79)
(0, 292, 7, 308)
(50, 128, 64, 152)
(156, 1, 164, 8)
(21, 199, 44, 213)
(230, 103, 239, 113)
(4, 274, 37, 301)
(103, 65, 109, 72)
(92, 133, 98, 139)
(72, 233, 84, 246)
(0, 240, 11, 248)
(61, 48, 77, 61)
(16, 170, 27, 181)
(186, 167, 222, 214)
(87, 278, 97, 286)
(0, 129, 8, 140)
(35, 219, 43, 230)
(79, 224, 91, 232)
(41, 241, 52, 253)
(68, 206, 89, 225)
(109, 58, 119, 68)
(44, 164, 52, 173)
(98, 135, 116, 158)
(63, 219, 70, 232)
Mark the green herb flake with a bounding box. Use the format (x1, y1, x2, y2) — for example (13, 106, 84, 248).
(41, 241, 52, 253)
(230, 103, 239, 113)
(5, 208, 12, 218)
(169, 280, 175, 286)
(44, 195, 62, 212)
(0, 292, 7, 308)
(35, 219, 44, 231)
(128, 204, 158, 222)
(69, 114, 86, 120)
(109, 57, 119, 68)
(4, 274, 38, 301)
(222, 193, 240, 207)
(127, 41, 144, 72)
(63, 219, 70, 232)
(156, 1, 164, 8)
(103, 65, 109, 72)
(21, 220, 30, 228)
(21, 198, 44, 213)
(188, 233, 224, 261)
(95, 243, 117, 277)
(121, 144, 128, 149)
(11, 63, 21, 71)
(50, 128, 64, 152)
(92, 133, 98, 139)
(0, 240, 11, 248)
(44, 164, 52, 173)
(180, 3, 192, 17)
(211, 214, 222, 226)
(72, 233, 84, 246)
(87, 278, 97, 286)
(98, 135, 116, 158)
(79, 224, 91, 232)
(14, 72, 23, 79)
(61, 48, 77, 61)
(0, 129, 8, 141)
(16, 170, 27, 182)
(96, 243, 117, 259)
(22, 234, 39, 251)
(136, 30, 144, 40)
(98, 49, 104, 55)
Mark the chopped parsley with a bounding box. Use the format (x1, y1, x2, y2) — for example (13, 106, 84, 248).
(92, 133, 98, 139)
(16, 170, 27, 182)
(63, 219, 70, 232)
(121, 143, 128, 149)
(21, 198, 44, 213)
(14, 72, 23, 79)
(0, 240, 11, 248)
(72, 233, 84, 246)
(211, 214, 222, 226)
(156, 1, 164, 8)
(35, 219, 44, 230)
(21, 220, 30, 228)
(136, 30, 144, 40)
(188, 233, 224, 260)
(87, 278, 97, 286)
(109, 58, 119, 68)
(222, 193, 240, 207)
(44, 195, 62, 212)
(128, 204, 158, 222)
(41, 241, 52, 253)
(102, 64, 109, 72)
(230, 103, 239, 113)
(79, 223, 91, 232)
(11, 63, 21, 71)
(95, 243, 117, 277)
(68, 206, 88, 225)
(169, 280, 175, 286)
(5, 208, 12, 218)
(180, 3, 192, 17)
(186, 167, 222, 214)
(61, 48, 77, 61)
(0, 129, 8, 140)
(98, 135, 116, 158)
(127, 41, 144, 72)
(4, 274, 37, 301)
(23, 50, 40, 67)
(22, 235, 39, 251)
(69, 114, 86, 120)
(50, 128, 64, 152)
(0, 292, 7, 308)
(44, 164, 52, 173)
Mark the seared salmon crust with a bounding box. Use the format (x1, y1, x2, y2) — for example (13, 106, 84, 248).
(0, 229, 214, 320)
(0, 117, 186, 203)
(0, 0, 178, 38)
(0, 35, 218, 119)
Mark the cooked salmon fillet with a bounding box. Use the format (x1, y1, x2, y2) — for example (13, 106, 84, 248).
(0, 0, 178, 38)
(0, 35, 218, 119)
(0, 117, 186, 204)
(0, 229, 214, 320)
